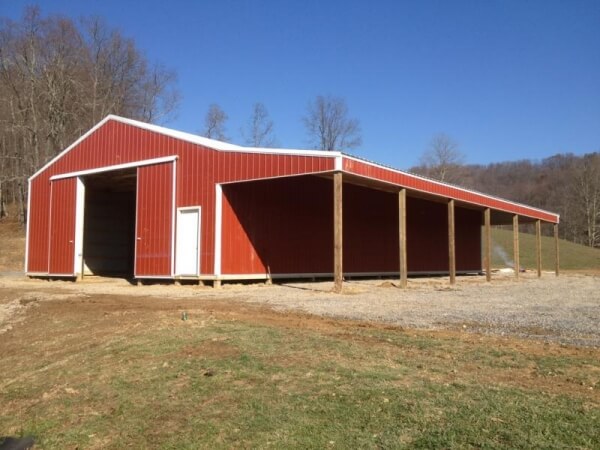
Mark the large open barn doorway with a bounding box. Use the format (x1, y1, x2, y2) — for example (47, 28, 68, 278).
(81, 168, 137, 277)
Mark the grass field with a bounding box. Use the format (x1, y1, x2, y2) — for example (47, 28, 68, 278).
(491, 228, 600, 271)
(1, 290, 599, 449)
(1, 216, 599, 448)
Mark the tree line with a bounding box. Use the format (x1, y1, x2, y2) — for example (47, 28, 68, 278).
(412, 135, 600, 249)
(1, 7, 597, 251)
(0, 7, 362, 222)
(0, 7, 179, 221)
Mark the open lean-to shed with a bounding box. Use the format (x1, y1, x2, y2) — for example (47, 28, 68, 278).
(25, 115, 560, 289)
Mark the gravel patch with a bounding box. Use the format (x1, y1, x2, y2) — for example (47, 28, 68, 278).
(229, 272, 600, 347)
(1, 271, 599, 347)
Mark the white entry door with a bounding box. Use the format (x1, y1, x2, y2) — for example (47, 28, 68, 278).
(176, 207, 200, 275)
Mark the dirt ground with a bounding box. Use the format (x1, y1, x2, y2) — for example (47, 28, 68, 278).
(0, 219, 25, 272)
(1, 271, 598, 449)
(1, 270, 598, 347)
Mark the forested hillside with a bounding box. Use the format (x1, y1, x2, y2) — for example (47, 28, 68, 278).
(0, 7, 179, 222)
(412, 152, 600, 248)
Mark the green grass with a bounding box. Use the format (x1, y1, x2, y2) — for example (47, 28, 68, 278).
(1, 305, 598, 449)
(491, 228, 600, 271)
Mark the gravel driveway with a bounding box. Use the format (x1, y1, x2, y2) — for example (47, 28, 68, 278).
(235, 272, 600, 347)
(1, 271, 599, 347)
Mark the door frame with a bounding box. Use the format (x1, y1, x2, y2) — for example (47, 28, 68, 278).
(175, 206, 201, 276)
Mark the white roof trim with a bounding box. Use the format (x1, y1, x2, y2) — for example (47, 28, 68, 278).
(49, 156, 178, 181)
(343, 154, 560, 222)
(30, 115, 338, 181)
(27, 114, 559, 222)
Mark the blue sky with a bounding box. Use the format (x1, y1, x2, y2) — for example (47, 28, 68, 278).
(3, 0, 599, 169)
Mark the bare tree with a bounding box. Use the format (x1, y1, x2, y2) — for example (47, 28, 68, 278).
(241, 102, 276, 147)
(571, 153, 600, 247)
(303, 95, 361, 151)
(419, 133, 465, 183)
(203, 103, 228, 141)
(0, 6, 180, 224)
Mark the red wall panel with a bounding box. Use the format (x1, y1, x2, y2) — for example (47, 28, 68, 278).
(135, 163, 173, 277)
(27, 177, 51, 273)
(221, 177, 482, 275)
(48, 178, 77, 275)
(221, 176, 333, 274)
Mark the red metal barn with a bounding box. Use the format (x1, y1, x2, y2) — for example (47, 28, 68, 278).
(25, 115, 560, 287)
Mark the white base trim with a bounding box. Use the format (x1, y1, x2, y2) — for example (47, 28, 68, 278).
(27, 270, 482, 281)
(134, 275, 175, 280)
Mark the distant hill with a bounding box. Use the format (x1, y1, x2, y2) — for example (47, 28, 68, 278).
(491, 228, 600, 271)
(412, 152, 600, 252)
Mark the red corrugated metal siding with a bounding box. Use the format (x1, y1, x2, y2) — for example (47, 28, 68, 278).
(27, 177, 51, 273)
(406, 198, 481, 272)
(221, 176, 333, 274)
(343, 157, 558, 223)
(343, 184, 397, 272)
(455, 207, 483, 271)
(135, 163, 173, 277)
(221, 177, 481, 275)
(29, 119, 335, 276)
(48, 178, 77, 275)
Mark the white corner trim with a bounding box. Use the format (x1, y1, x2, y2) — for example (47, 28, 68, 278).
(335, 154, 343, 171)
(73, 178, 85, 276)
(214, 184, 223, 276)
(170, 160, 177, 277)
(50, 156, 178, 181)
(47, 182, 53, 274)
(134, 167, 140, 277)
(24, 178, 32, 273)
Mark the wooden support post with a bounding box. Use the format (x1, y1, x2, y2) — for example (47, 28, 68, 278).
(484, 208, 491, 282)
(398, 189, 408, 288)
(333, 172, 343, 293)
(554, 223, 559, 277)
(513, 215, 520, 279)
(448, 199, 456, 285)
(536, 219, 542, 278)
(398, 188, 408, 288)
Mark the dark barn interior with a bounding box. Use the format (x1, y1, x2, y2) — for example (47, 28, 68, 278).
(82, 168, 137, 276)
